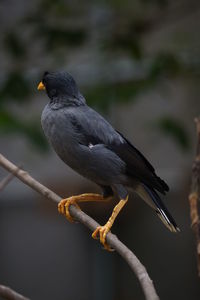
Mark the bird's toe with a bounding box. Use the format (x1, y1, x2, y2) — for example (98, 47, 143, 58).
(92, 225, 114, 251)
(58, 197, 80, 223)
(92, 227, 100, 240)
(58, 198, 67, 214)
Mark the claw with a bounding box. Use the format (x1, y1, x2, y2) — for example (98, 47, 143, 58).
(92, 224, 114, 251)
(58, 197, 80, 223)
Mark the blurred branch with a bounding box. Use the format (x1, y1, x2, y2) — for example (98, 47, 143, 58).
(0, 284, 30, 300)
(189, 117, 200, 276)
(0, 153, 159, 300)
(0, 165, 22, 191)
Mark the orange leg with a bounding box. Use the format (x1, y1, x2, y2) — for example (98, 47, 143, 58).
(58, 193, 112, 223)
(92, 196, 128, 251)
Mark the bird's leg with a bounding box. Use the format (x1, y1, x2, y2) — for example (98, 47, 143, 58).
(92, 196, 128, 251)
(58, 193, 112, 222)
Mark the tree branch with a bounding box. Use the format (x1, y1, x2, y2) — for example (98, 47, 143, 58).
(0, 165, 22, 192)
(0, 153, 159, 300)
(0, 284, 30, 300)
(189, 117, 200, 276)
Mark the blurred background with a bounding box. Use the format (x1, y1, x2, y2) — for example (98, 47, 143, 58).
(0, 0, 200, 299)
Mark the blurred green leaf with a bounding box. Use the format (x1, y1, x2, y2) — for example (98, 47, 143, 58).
(149, 53, 182, 79)
(105, 24, 143, 59)
(155, 116, 190, 150)
(3, 31, 26, 59)
(85, 80, 145, 110)
(0, 110, 48, 151)
(85, 75, 161, 110)
(141, 0, 168, 6)
(40, 0, 71, 16)
(0, 72, 31, 104)
(42, 27, 87, 50)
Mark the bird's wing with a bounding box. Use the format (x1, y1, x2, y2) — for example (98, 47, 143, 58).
(70, 105, 124, 146)
(70, 106, 169, 194)
(111, 131, 169, 194)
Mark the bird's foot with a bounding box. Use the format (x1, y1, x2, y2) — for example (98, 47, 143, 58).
(92, 222, 114, 251)
(58, 193, 110, 223)
(58, 197, 80, 222)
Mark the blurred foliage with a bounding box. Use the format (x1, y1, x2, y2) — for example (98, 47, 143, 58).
(0, 72, 30, 105)
(4, 31, 27, 59)
(86, 80, 143, 109)
(0, 71, 48, 150)
(23, 0, 87, 53)
(85, 76, 159, 110)
(0, 110, 48, 151)
(155, 116, 190, 150)
(107, 23, 143, 59)
(149, 53, 182, 79)
(41, 27, 87, 50)
(0, 0, 197, 151)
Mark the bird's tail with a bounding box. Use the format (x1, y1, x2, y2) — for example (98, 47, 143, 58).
(135, 184, 180, 233)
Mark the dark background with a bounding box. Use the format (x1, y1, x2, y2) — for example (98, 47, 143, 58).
(0, 0, 200, 299)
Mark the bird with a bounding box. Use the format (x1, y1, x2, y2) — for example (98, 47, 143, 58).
(38, 71, 179, 251)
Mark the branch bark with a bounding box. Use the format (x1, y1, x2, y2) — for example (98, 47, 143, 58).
(0, 284, 30, 300)
(189, 117, 200, 276)
(0, 153, 159, 300)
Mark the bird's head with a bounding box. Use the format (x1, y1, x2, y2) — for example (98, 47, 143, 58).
(37, 71, 81, 103)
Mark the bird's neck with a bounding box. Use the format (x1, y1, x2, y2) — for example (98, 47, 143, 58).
(49, 94, 86, 110)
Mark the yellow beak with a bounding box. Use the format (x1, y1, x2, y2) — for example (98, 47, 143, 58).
(37, 81, 45, 90)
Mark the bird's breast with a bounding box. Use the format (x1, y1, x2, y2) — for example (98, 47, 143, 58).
(41, 106, 80, 164)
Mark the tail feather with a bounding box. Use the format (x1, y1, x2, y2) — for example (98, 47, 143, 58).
(156, 207, 179, 233)
(136, 184, 180, 233)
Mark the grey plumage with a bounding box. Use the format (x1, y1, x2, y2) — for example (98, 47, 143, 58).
(40, 71, 179, 232)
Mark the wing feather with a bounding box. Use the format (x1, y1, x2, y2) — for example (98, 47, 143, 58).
(113, 131, 169, 194)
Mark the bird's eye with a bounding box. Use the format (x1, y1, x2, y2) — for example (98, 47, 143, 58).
(49, 88, 57, 97)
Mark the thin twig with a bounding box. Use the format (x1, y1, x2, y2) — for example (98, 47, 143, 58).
(189, 117, 200, 276)
(0, 284, 30, 300)
(0, 165, 22, 192)
(0, 153, 159, 300)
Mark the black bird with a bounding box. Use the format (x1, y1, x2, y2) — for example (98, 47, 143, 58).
(38, 71, 179, 251)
